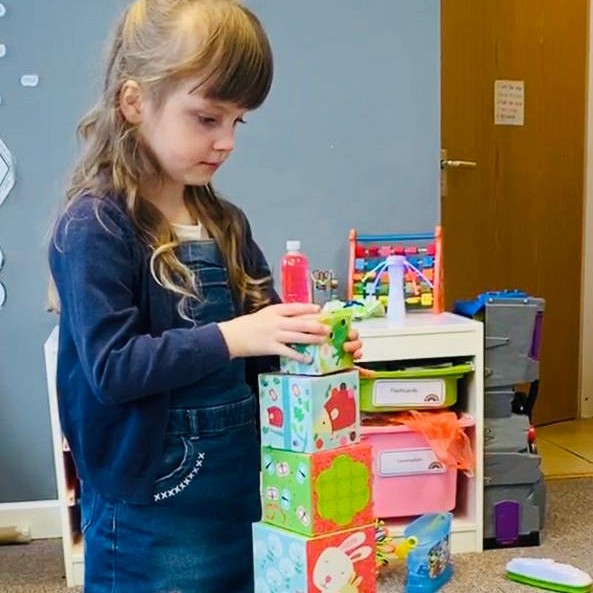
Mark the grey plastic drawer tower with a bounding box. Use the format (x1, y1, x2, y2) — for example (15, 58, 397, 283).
(455, 290, 546, 549)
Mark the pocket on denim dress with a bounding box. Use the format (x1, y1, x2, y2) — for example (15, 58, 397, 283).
(188, 266, 235, 323)
(153, 435, 205, 502)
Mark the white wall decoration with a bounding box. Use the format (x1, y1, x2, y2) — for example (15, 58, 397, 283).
(0, 137, 15, 206)
(0, 249, 5, 309)
(20, 74, 39, 87)
(0, 0, 9, 310)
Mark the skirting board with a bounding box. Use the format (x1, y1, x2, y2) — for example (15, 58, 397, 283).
(0, 500, 61, 539)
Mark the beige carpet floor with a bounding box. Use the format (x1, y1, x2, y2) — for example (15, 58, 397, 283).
(0, 478, 591, 592)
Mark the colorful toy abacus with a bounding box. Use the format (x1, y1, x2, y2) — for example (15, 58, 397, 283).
(347, 227, 444, 314)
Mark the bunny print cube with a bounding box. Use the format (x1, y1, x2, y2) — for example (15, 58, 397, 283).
(279, 310, 354, 376)
(259, 370, 360, 453)
(261, 442, 373, 537)
(253, 522, 376, 593)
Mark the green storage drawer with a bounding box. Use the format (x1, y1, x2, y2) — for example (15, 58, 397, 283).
(360, 362, 474, 412)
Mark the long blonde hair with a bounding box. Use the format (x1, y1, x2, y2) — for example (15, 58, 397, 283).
(49, 0, 273, 316)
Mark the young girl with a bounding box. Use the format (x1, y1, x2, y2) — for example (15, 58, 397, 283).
(49, 1, 362, 592)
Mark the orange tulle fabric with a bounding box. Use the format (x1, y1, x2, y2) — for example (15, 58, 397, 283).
(362, 410, 475, 472)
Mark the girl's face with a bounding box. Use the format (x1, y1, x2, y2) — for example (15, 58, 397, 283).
(125, 78, 247, 190)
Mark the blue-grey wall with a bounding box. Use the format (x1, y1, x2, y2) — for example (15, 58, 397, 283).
(0, 1, 439, 502)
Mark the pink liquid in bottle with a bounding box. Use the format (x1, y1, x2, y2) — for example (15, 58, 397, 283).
(280, 240, 311, 303)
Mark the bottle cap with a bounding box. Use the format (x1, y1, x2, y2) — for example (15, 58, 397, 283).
(286, 240, 301, 251)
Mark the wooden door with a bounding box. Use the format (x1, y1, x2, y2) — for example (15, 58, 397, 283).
(441, 0, 588, 424)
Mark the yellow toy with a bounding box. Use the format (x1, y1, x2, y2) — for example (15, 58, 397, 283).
(375, 520, 418, 571)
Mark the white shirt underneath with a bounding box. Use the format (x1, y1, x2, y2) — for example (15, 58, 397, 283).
(172, 222, 207, 242)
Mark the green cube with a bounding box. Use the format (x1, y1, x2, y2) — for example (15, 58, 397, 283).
(279, 310, 354, 375)
(261, 443, 373, 537)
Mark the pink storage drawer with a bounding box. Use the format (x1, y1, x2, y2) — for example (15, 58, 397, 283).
(361, 415, 474, 518)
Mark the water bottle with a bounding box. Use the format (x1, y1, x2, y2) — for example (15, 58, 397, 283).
(281, 240, 311, 303)
(387, 255, 406, 322)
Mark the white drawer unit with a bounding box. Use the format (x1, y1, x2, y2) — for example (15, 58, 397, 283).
(354, 313, 484, 554)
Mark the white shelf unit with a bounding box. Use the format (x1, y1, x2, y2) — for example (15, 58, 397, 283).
(45, 326, 84, 587)
(354, 312, 484, 554)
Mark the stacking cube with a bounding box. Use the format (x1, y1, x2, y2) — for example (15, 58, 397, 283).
(253, 522, 376, 593)
(261, 442, 373, 537)
(259, 370, 360, 453)
(279, 310, 354, 376)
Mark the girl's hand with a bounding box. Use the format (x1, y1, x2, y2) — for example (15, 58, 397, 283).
(343, 327, 373, 377)
(354, 364, 375, 378)
(343, 327, 363, 361)
(218, 303, 329, 361)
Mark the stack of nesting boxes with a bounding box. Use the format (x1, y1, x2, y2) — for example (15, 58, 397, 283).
(455, 290, 546, 549)
(252, 310, 377, 593)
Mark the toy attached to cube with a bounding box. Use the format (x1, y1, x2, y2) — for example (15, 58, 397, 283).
(253, 522, 377, 593)
(261, 442, 373, 537)
(279, 310, 354, 376)
(259, 370, 360, 453)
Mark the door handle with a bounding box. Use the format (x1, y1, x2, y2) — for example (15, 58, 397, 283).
(441, 159, 477, 170)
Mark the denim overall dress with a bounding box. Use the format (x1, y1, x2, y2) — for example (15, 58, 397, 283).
(81, 240, 261, 593)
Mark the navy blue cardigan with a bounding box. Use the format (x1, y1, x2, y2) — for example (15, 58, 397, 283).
(49, 194, 278, 503)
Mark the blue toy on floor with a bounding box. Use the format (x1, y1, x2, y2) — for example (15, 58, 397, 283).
(403, 513, 453, 593)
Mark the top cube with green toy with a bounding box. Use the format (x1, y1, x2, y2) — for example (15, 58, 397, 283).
(280, 310, 354, 376)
